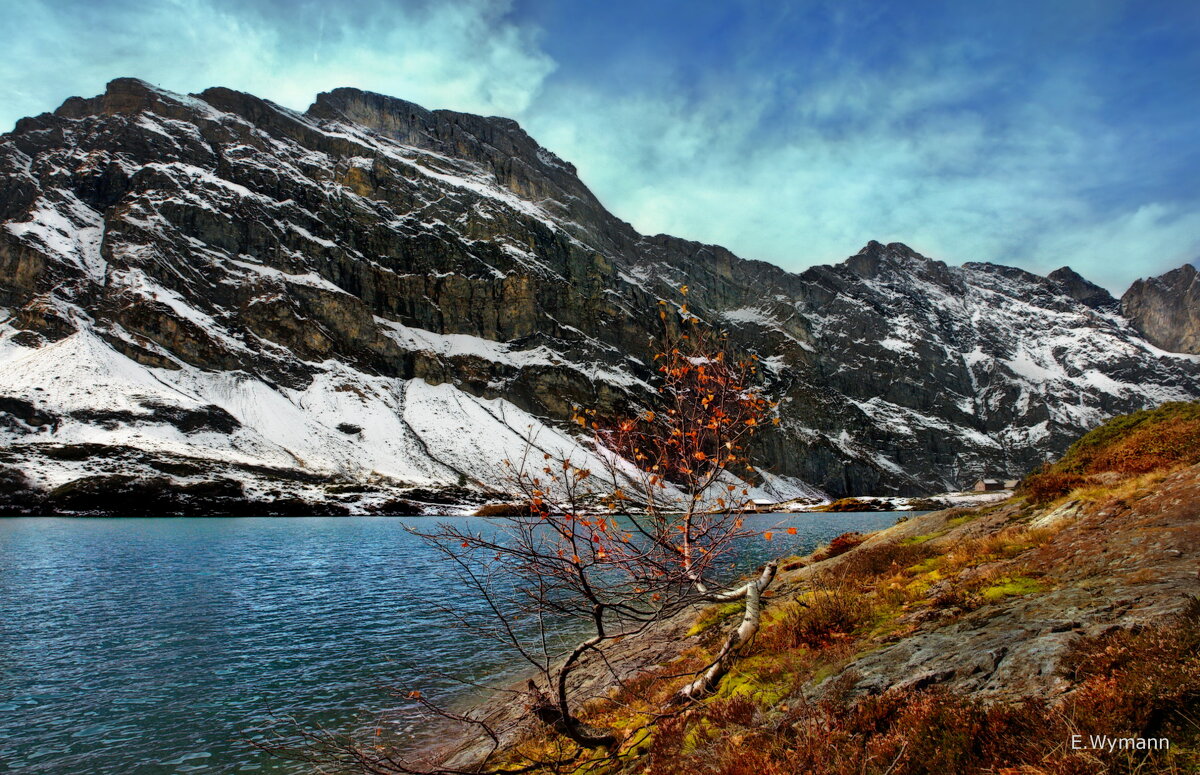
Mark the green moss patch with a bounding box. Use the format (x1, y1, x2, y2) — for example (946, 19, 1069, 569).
(980, 576, 1044, 602)
(900, 531, 946, 545)
(688, 601, 745, 637)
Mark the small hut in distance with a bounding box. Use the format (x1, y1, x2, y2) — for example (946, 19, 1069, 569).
(973, 478, 1008, 492)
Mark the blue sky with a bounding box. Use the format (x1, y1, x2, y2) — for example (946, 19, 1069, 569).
(2, 0, 1197, 291)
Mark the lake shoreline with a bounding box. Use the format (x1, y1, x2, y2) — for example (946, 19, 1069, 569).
(418, 459, 1200, 773)
(0, 481, 1006, 519)
(0, 512, 902, 774)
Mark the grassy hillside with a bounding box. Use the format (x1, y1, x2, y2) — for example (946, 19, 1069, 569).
(484, 403, 1200, 775)
(1020, 401, 1200, 504)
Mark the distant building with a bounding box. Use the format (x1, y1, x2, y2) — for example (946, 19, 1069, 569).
(973, 478, 1004, 492)
(1003, 479, 1020, 489)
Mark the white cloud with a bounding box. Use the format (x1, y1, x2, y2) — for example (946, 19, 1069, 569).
(2, 0, 1194, 293)
(520, 46, 1197, 292)
(1, 0, 554, 125)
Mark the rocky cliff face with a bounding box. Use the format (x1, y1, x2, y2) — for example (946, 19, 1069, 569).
(1047, 266, 1118, 311)
(1122, 263, 1200, 354)
(1, 78, 1198, 510)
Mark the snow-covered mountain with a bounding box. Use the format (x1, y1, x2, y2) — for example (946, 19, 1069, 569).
(1, 78, 1197, 513)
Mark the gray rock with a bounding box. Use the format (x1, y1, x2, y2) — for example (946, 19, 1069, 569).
(1122, 262, 1200, 353)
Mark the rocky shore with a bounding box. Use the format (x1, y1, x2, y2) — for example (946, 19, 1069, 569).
(405, 404, 1200, 774)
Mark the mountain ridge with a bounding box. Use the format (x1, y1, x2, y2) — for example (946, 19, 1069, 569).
(1, 77, 1198, 511)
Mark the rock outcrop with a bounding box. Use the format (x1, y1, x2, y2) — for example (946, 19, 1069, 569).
(1122, 262, 1200, 354)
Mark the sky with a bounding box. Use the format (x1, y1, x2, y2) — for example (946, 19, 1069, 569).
(1, 0, 1198, 292)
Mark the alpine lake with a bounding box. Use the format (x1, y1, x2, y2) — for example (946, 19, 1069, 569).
(0, 511, 909, 773)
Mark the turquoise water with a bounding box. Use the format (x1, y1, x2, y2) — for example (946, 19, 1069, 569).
(0, 513, 901, 774)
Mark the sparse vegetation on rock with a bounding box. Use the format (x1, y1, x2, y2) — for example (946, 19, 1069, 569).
(1019, 401, 1200, 504)
(414, 403, 1200, 774)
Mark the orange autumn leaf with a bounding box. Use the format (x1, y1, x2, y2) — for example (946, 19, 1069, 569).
(787, 527, 797, 535)
(763, 531, 773, 541)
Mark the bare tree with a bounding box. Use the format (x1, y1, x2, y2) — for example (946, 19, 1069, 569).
(274, 292, 782, 773)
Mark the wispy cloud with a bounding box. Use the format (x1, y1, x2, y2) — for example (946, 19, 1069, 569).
(1, 0, 553, 122)
(1, 0, 1196, 292)
(518, 9, 1200, 292)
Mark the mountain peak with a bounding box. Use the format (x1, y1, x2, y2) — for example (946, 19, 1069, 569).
(8, 77, 226, 138)
(855, 240, 920, 258)
(845, 240, 939, 280)
(1047, 266, 1117, 310)
(303, 86, 617, 241)
(53, 77, 177, 120)
(307, 87, 577, 177)
(11, 78, 161, 132)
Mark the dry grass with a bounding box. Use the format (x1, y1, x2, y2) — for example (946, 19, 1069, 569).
(758, 577, 874, 651)
(1019, 402, 1200, 504)
(1072, 468, 1174, 504)
(633, 600, 1200, 775)
(833, 540, 938, 581)
(1021, 470, 1090, 505)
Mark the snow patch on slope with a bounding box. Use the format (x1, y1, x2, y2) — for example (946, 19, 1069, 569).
(377, 319, 652, 391)
(5, 191, 106, 282)
(0, 325, 612, 492)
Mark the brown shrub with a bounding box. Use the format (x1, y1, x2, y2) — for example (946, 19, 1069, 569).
(1018, 467, 1089, 504)
(1059, 402, 1200, 471)
(703, 694, 759, 727)
(813, 531, 867, 561)
(835, 540, 937, 581)
(645, 714, 689, 765)
(1088, 418, 1200, 475)
(1018, 403, 1200, 500)
(1060, 596, 1200, 736)
(648, 597, 1200, 775)
(760, 578, 873, 650)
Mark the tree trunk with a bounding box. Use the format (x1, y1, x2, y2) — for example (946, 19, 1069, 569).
(674, 561, 777, 703)
(527, 680, 616, 749)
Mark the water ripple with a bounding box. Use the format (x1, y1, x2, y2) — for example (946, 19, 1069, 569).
(0, 513, 898, 773)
